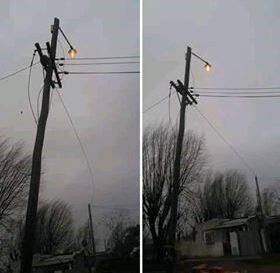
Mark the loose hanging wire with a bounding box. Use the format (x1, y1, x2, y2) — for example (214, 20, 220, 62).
(168, 84, 172, 124)
(55, 88, 96, 204)
(27, 51, 38, 125)
(36, 85, 44, 119)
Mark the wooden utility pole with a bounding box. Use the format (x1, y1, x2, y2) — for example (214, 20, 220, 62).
(168, 47, 200, 273)
(20, 18, 60, 273)
(255, 176, 264, 216)
(169, 47, 192, 245)
(255, 176, 270, 252)
(88, 203, 96, 256)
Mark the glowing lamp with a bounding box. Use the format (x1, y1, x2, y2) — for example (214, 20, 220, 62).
(204, 63, 211, 72)
(68, 47, 77, 59)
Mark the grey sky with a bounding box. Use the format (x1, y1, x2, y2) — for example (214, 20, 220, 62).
(143, 0, 280, 190)
(1, 0, 139, 249)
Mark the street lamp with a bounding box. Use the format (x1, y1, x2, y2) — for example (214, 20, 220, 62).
(191, 51, 212, 71)
(68, 47, 77, 59)
(58, 26, 77, 58)
(204, 62, 211, 72)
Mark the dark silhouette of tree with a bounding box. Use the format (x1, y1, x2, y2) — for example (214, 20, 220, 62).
(108, 223, 139, 258)
(33, 200, 74, 254)
(263, 183, 280, 216)
(1, 200, 74, 269)
(0, 138, 31, 231)
(122, 225, 139, 257)
(189, 169, 253, 224)
(104, 211, 138, 258)
(75, 220, 93, 254)
(143, 124, 206, 257)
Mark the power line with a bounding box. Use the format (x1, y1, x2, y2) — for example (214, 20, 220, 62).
(144, 89, 269, 176)
(195, 90, 280, 94)
(59, 55, 139, 61)
(55, 89, 95, 200)
(143, 94, 171, 113)
(93, 204, 138, 211)
(193, 105, 256, 176)
(144, 89, 280, 114)
(192, 86, 280, 90)
(0, 61, 39, 82)
(198, 94, 280, 98)
(57, 38, 66, 82)
(64, 71, 139, 75)
(62, 61, 139, 66)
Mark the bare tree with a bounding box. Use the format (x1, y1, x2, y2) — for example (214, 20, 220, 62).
(0, 138, 31, 231)
(33, 200, 74, 254)
(103, 211, 136, 257)
(0, 217, 24, 272)
(75, 220, 93, 254)
(189, 169, 253, 224)
(143, 124, 206, 256)
(263, 183, 280, 216)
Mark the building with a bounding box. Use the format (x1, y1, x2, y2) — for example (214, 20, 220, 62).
(176, 216, 268, 258)
(32, 251, 89, 273)
(266, 215, 280, 253)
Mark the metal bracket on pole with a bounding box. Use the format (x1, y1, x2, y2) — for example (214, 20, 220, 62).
(177, 80, 197, 104)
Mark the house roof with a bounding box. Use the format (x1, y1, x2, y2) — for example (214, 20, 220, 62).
(203, 216, 256, 231)
(211, 218, 249, 230)
(33, 251, 83, 267)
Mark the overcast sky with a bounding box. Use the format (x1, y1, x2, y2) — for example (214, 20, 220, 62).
(143, 0, 280, 191)
(1, 0, 139, 249)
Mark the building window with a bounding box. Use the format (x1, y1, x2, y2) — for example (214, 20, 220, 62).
(204, 231, 215, 245)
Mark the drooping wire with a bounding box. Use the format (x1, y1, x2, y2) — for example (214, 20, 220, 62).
(36, 85, 44, 119)
(189, 67, 256, 176)
(168, 84, 172, 124)
(175, 89, 181, 105)
(55, 89, 95, 202)
(36, 67, 56, 120)
(193, 105, 256, 176)
(27, 51, 38, 125)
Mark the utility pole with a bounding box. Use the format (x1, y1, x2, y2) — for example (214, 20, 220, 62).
(255, 176, 270, 253)
(168, 47, 210, 272)
(255, 176, 264, 217)
(169, 47, 191, 244)
(20, 18, 60, 273)
(169, 47, 198, 272)
(88, 203, 96, 256)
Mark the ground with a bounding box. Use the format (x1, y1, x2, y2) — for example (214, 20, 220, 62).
(94, 257, 139, 273)
(144, 255, 280, 273)
(177, 256, 280, 273)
